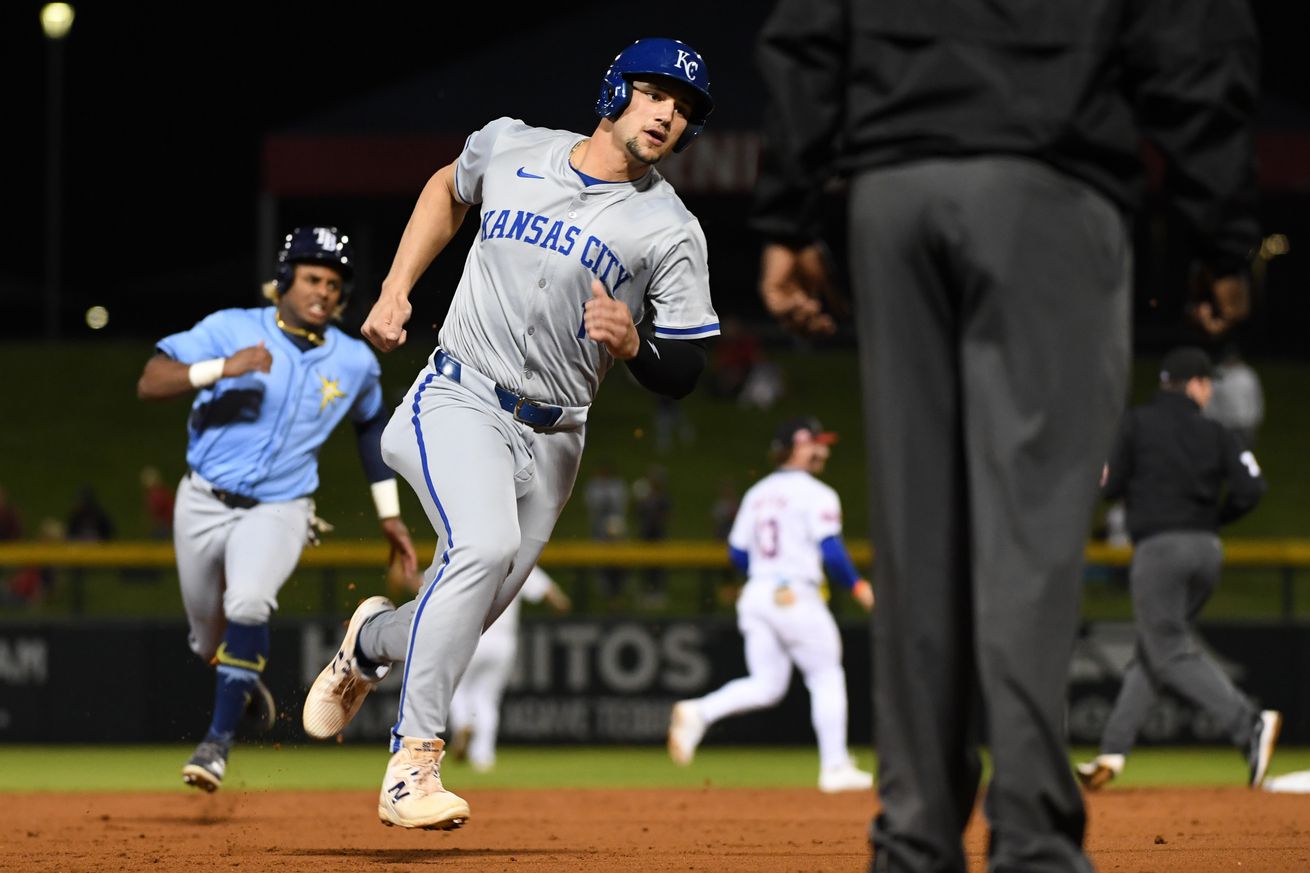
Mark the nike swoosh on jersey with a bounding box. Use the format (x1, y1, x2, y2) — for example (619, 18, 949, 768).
(516, 167, 545, 179)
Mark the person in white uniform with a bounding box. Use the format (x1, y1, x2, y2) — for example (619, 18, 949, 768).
(301, 37, 720, 831)
(668, 416, 876, 793)
(447, 565, 571, 772)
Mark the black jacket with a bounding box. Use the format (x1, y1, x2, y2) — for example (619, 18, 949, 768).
(1102, 390, 1265, 542)
(751, 0, 1261, 274)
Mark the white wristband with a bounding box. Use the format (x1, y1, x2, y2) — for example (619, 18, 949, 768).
(371, 478, 401, 519)
(188, 358, 226, 389)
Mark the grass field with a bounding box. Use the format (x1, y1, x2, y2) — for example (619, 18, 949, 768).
(2, 341, 1308, 545)
(8, 559, 1309, 621)
(1, 744, 1306, 793)
(3, 341, 1308, 622)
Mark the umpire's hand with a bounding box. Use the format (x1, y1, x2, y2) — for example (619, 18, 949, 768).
(1187, 270, 1251, 338)
(759, 242, 838, 337)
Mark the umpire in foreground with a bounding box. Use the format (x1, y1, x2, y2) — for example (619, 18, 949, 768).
(1078, 346, 1277, 790)
(750, 1, 1260, 870)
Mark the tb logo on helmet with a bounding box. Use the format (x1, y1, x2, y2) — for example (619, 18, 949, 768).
(274, 225, 355, 297)
(314, 227, 340, 251)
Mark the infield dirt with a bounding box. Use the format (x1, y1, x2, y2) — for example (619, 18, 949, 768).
(3, 786, 1307, 871)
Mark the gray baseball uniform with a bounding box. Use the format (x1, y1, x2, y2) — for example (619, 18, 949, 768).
(363, 117, 718, 749)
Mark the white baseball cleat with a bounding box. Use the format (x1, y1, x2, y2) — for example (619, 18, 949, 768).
(303, 595, 394, 739)
(818, 758, 874, 794)
(377, 737, 470, 830)
(1075, 753, 1125, 791)
(667, 700, 706, 766)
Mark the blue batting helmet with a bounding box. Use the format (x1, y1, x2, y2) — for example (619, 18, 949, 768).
(595, 37, 713, 153)
(275, 226, 354, 295)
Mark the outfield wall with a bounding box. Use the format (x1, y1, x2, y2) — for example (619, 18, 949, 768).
(1, 618, 1305, 746)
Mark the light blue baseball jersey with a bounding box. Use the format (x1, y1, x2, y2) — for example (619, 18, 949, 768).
(157, 307, 384, 501)
(442, 117, 720, 408)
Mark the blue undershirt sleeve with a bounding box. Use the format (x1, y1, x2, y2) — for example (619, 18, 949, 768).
(819, 535, 860, 590)
(353, 408, 392, 483)
(728, 545, 749, 574)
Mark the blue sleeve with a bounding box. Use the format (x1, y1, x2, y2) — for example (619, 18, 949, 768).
(728, 545, 749, 574)
(347, 343, 390, 482)
(348, 346, 385, 423)
(353, 408, 392, 483)
(156, 310, 236, 362)
(819, 535, 860, 590)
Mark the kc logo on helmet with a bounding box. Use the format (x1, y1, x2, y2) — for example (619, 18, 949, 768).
(675, 50, 699, 80)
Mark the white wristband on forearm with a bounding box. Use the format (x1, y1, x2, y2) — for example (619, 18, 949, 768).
(188, 358, 226, 389)
(371, 478, 401, 519)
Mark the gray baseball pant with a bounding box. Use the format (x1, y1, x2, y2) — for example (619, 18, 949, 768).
(851, 157, 1130, 873)
(360, 366, 583, 747)
(174, 472, 312, 660)
(1099, 531, 1256, 755)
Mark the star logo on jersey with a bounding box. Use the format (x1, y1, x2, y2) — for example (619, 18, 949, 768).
(318, 374, 347, 412)
(516, 167, 544, 179)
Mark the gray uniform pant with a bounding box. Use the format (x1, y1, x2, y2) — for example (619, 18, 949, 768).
(173, 472, 312, 660)
(1099, 531, 1256, 755)
(851, 158, 1130, 873)
(362, 364, 583, 747)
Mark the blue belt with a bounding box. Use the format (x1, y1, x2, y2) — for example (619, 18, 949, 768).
(434, 350, 564, 429)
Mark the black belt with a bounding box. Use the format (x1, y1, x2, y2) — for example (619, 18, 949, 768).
(435, 350, 564, 429)
(190, 471, 259, 509)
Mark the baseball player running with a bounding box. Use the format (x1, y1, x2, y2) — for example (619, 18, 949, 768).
(447, 565, 572, 772)
(302, 37, 719, 830)
(137, 227, 417, 791)
(668, 416, 876, 793)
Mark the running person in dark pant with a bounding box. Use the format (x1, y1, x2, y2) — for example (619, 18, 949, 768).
(750, 2, 1261, 870)
(1078, 346, 1278, 790)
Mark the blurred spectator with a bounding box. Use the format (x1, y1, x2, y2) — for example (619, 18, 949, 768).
(140, 466, 176, 539)
(583, 461, 628, 609)
(709, 316, 764, 400)
(1204, 343, 1264, 447)
(710, 477, 742, 607)
(6, 517, 64, 606)
(632, 465, 673, 608)
(0, 485, 23, 606)
(709, 316, 786, 409)
(710, 477, 740, 542)
(65, 486, 115, 542)
(1103, 502, 1130, 548)
(1088, 500, 1131, 592)
(0, 486, 21, 541)
(654, 395, 697, 455)
(737, 358, 785, 410)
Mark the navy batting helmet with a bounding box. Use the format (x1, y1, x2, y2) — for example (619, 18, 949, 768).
(595, 37, 713, 153)
(770, 415, 838, 462)
(275, 226, 354, 295)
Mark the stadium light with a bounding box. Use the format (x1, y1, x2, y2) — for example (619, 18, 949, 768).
(41, 3, 75, 339)
(40, 3, 75, 39)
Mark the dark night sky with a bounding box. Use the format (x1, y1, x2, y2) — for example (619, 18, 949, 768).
(3, 1, 759, 337)
(4, 2, 1305, 340)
